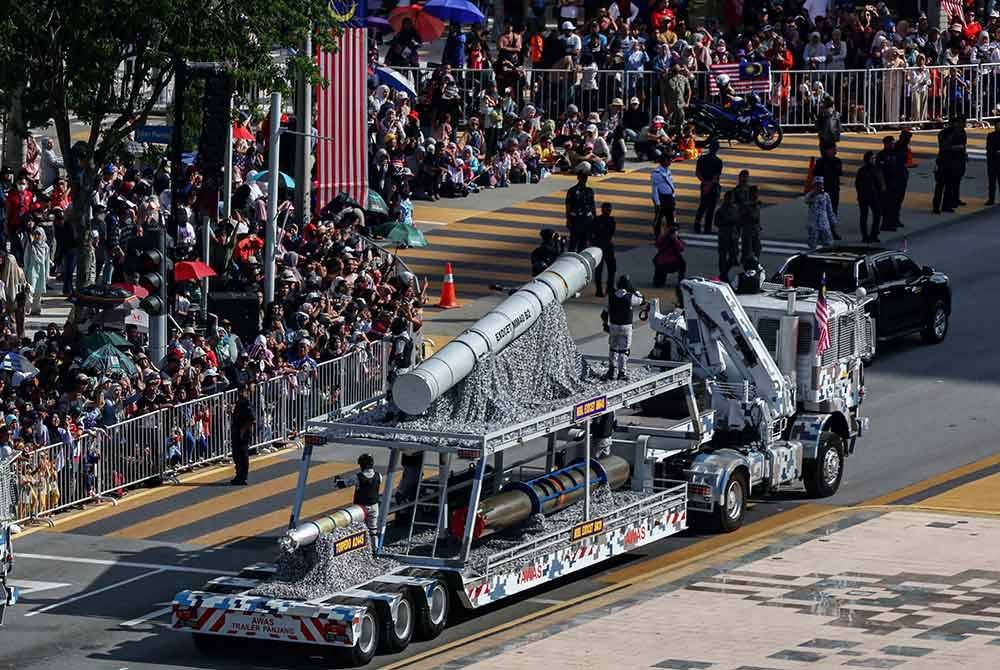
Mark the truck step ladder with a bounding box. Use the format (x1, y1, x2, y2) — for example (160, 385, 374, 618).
(404, 453, 452, 558)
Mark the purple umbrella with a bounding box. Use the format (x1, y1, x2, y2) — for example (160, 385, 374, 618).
(366, 16, 392, 31)
(422, 0, 485, 25)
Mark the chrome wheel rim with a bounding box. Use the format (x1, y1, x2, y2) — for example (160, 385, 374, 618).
(429, 584, 447, 625)
(394, 598, 412, 641)
(725, 480, 743, 520)
(933, 308, 947, 338)
(822, 447, 841, 487)
(358, 612, 376, 655)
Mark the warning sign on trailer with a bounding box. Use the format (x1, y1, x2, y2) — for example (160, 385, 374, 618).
(570, 518, 604, 542)
(333, 531, 368, 556)
(573, 396, 607, 422)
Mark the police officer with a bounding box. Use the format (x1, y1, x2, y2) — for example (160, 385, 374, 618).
(933, 115, 967, 213)
(530, 228, 565, 275)
(855, 150, 885, 243)
(986, 119, 1000, 205)
(600, 275, 647, 381)
(590, 202, 617, 297)
(335, 453, 382, 547)
(565, 162, 596, 252)
(694, 140, 723, 234)
(651, 152, 676, 239)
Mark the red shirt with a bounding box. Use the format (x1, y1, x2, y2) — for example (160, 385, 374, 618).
(5, 188, 33, 230)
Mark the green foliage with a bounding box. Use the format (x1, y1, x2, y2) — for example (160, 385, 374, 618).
(0, 0, 342, 189)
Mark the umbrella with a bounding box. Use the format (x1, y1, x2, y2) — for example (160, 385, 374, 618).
(0, 352, 39, 381)
(249, 170, 296, 189)
(79, 331, 131, 355)
(376, 66, 417, 98)
(367, 15, 392, 30)
(366, 191, 390, 215)
(111, 282, 149, 299)
(423, 0, 485, 25)
(124, 309, 149, 333)
(82, 344, 139, 377)
(389, 4, 446, 42)
(174, 260, 217, 282)
(232, 124, 255, 142)
(375, 222, 428, 248)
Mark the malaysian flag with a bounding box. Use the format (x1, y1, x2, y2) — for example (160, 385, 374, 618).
(815, 273, 831, 357)
(316, 1, 369, 209)
(708, 61, 772, 95)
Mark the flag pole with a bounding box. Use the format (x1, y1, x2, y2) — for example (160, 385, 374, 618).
(264, 92, 282, 306)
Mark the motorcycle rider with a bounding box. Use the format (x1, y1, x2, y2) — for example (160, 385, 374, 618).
(601, 274, 648, 381)
(716, 74, 740, 110)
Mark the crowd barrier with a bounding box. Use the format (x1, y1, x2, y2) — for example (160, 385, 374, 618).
(12, 341, 389, 524)
(392, 62, 1000, 132)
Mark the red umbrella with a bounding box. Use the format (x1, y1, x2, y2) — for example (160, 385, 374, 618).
(111, 282, 149, 299)
(174, 261, 217, 282)
(233, 124, 255, 142)
(388, 4, 445, 43)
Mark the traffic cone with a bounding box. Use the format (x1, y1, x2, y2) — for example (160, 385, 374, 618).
(437, 262, 460, 309)
(804, 157, 816, 194)
(905, 148, 918, 168)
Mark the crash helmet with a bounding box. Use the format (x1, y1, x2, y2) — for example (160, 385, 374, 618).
(716, 73, 731, 87)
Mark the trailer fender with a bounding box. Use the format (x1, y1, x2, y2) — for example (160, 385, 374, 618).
(791, 414, 849, 460)
(686, 449, 752, 508)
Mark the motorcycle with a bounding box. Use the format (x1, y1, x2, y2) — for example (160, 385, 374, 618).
(688, 93, 784, 150)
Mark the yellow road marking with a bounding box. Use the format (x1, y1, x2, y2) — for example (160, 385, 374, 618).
(110, 461, 354, 540)
(861, 452, 1000, 506)
(912, 472, 1000, 514)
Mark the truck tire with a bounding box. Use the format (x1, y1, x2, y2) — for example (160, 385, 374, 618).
(716, 472, 747, 533)
(341, 607, 380, 667)
(803, 431, 845, 498)
(414, 579, 449, 641)
(921, 300, 948, 344)
(380, 593, 415, 653)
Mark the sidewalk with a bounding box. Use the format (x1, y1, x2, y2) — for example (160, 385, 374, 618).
(404, 474, 1000, 670)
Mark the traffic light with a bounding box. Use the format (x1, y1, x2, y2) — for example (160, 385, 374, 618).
(127, 229, 173, 316)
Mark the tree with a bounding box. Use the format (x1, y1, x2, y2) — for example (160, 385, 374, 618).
(0, 0, 341, 212)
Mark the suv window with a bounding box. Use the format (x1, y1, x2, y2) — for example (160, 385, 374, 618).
(782, 256, 857, 292)
(895, 255, 921, 280)
(874, 256, 898, 282)
(856, 260, 874, 288)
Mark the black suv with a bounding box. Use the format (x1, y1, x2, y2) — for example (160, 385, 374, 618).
(775, 246, 951, 356)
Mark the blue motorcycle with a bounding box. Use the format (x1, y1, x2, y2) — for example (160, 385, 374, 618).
(688, 93, 784, 150)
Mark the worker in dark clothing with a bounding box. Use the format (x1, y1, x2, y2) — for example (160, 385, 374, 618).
(739, 185, 763, 263)
(335, 453, 382, 546)
(814, 144, 843, 215)
(893, 129, 913, 226)
(714, 190, 741, 280)
(694, 141, 723, 234)
(987, 119, 1000, 205)
(590, 203, 617, 297)
(530, 228, 565, 275)
(230, 383, 256, 485)
(565, 162, 596, 252)
(386, 317, 414, 396)
(876, 137, 901, 230)
(601, 275, 647, 380)
(855, 150, 886, 243)
(933, 116, 968, 213)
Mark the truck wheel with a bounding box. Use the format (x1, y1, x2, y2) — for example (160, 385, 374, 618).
(380, 593, 415, 653)
(342, 608, 380, 666)
(716, 473, 747, 533)
(414, 579, 449, 641)
(804, 432, 845, 498)
(921, 300, 948, 344)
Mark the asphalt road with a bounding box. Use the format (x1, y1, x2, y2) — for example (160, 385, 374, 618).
(4, 208, 999, 669)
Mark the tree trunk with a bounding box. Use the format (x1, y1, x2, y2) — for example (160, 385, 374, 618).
(2, 88, 26, 171)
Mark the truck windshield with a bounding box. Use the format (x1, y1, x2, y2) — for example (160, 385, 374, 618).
(782, 257, 856, 292)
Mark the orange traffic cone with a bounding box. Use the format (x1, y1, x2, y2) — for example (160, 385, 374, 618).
(905, 148, 918, 168)
(437, 262, 460, 309)
(804, 157, 816, 194)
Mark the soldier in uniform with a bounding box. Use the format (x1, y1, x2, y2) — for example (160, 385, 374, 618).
(661, 63, 692, 135)
(335, 453, 382, 548)
(565, 162, 596, 252)
(933, 116, 967, 213)
(590, 202, 617, 297)
(601, 275, 648, 381)
(694, 140, 723, 234)
(987, 119, 1000, 205)
(715, 190, 741, 281)
(739, 185, 763, 264)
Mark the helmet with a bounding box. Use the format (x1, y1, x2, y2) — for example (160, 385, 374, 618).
(716, 73, 731, 87)
(616, 274, 633, 291)
(576, 161, 592, 176)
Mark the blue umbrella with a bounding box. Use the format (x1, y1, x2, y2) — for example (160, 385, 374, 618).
(249, 170, 296, 189)
(367, 16, 392, 30)
(422, 0, 485, 25)
(375, 66, 416, 98)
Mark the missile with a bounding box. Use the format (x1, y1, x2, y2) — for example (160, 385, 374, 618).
(449, 455, 631, 541)
(392, 247, 603, 416)
(279, 504, 368, 552)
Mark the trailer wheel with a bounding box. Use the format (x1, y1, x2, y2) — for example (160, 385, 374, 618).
(414, 579, 449, 641)
(341, 608, 380, 666)
(804, 431, 845, 498)
(380, 593, 415, 653)
(716, 472, 747, 533)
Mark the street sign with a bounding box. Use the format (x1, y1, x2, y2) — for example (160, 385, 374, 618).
(135, 125, 174, 144)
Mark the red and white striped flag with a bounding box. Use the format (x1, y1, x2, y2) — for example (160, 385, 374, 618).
(316, 3, 369, 209)
(815, 273, 831, 356)
(940, 0, 964, 24)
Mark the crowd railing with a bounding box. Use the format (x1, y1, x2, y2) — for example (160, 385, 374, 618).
(12, 340, 389, 524)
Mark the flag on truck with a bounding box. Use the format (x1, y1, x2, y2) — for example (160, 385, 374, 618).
(815, 273, 831, 356)
(315, 1, 369, 209)
(708, 61, 772, 95)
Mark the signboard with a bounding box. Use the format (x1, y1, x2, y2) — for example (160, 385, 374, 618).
(333, 530, 368, 556)
(135, 125, 174, 144)
(570, 518, 605, 543)
(573, 396, 607, 423)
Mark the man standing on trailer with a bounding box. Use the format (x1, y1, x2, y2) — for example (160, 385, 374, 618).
(601, 274, 647, 381)
(335, 453, 382, 547)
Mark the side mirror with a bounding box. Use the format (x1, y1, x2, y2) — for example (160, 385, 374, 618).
(921, 265, 934, 276)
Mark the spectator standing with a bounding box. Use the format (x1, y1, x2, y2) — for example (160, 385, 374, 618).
(694, 141, 722, 234)
(23, 227, 49, 316)
(652, 227, 686, 287)
(803, 32, 829, 68)
(855, 150, 885, 243)
(908, 54, 931, 124)
(590, 203, 617, 297)
(565, 162, 596, 252)
(442, 24, 467, 68)
(804, 176, 837, 249)
(230, 383, 255, 485)
(497, 23, 522, 64)
(651, 152, 676, 239)
(40, 138, 63, 190)
(986, 119, 1000, 206)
